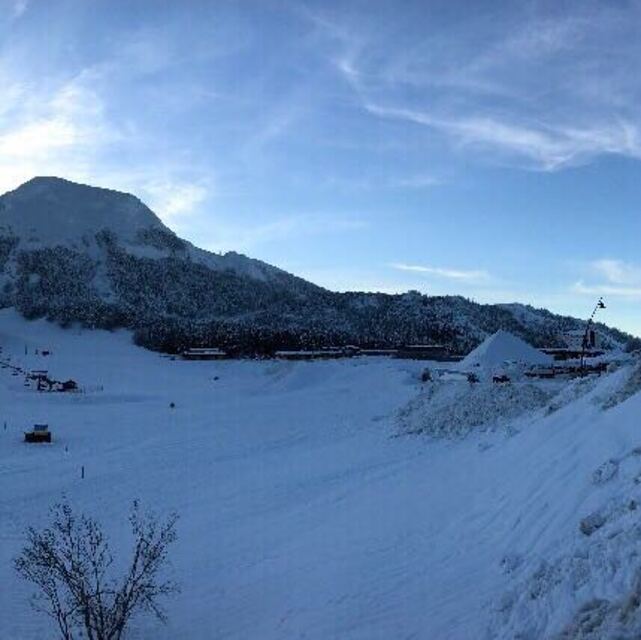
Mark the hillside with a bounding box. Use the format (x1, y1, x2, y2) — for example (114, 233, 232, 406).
(0, 177, 637, 354)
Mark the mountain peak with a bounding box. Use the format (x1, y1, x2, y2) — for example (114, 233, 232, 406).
(0, 176, 166, 246)
(18, 175, 84, 188)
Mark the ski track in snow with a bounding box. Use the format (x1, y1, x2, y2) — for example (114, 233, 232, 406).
(1, 308, 641, 639)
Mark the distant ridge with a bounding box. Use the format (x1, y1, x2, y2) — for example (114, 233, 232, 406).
(0, 177, 638, 354)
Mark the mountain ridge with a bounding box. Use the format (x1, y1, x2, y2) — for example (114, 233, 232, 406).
(0, 177, 637, 354)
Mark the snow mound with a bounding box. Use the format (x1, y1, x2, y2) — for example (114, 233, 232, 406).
(600, 360, 641, 410)
(461, 330, 553, 370)
(397, 380, 553, 438)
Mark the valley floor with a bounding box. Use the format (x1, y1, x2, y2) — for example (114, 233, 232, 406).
(2, 309, 641, 639)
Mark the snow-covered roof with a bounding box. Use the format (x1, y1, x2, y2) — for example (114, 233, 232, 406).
(461, 330, 553, 369)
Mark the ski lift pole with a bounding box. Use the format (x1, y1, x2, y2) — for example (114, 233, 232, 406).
(580, 297, 606, 374)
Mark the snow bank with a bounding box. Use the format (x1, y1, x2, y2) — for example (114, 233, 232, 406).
(489, 439, 641, 640)
(599, 360, 641, 409)
(397, 379, 553, 438)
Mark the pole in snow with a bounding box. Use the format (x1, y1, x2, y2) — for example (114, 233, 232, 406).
(580, 297, 606, 374)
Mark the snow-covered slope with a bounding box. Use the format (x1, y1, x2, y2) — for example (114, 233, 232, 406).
(2, 309, 641, 639)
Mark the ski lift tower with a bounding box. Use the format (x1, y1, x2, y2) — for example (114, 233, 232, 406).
(580, 297, 606, 374)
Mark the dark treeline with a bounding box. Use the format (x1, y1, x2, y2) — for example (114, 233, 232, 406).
(2, 235, 639, 356)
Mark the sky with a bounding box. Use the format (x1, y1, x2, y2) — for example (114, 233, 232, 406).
(1, 0, 641, 335)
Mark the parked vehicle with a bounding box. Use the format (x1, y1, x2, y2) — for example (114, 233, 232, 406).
(24, 424, 51, 443)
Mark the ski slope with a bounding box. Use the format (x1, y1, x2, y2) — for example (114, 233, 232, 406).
(2, 309, 641, 639)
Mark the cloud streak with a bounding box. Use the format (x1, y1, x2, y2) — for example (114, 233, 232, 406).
(204, 212, 367, 253)
(390, 262, 490, 283)
(573, 281, 641, 299)
(365, 104, 641, 170)
(591, 259, 641, 286)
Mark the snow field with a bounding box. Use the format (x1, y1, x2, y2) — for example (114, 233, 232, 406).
(2, 309, 641, 639)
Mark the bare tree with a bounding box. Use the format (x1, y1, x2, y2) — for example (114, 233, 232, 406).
(14, 500, 179, 640)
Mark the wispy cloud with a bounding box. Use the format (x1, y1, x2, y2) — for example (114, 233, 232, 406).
(307, 3, 641, 171)
(204, 212, 367, 253)
(387, 173, 442, 189)
(365, 104, 641, 170)
(591, 259, 641, 286)
(141, 180, 210, 224)
(0, 70, 117, 194)
(0, 118, 76, 159)
(573, 281, 641, 299)
(0, 51, 213, 221)
(572, 258, 641, 299)
(390, 262, 490, 283)
(321, 172, 441, 192)
(12, 0, 28, 18)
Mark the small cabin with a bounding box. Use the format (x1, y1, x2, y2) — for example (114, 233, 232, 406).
(360, 349, 398, 357)
(24, 424, 51, 443)
(396, 344, 452, 361)
(274, 349, 345, 361)
(182, 348, 228, 361)
(59, 379, 78, 392)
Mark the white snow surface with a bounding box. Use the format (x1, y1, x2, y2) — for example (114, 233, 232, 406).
(2, 310, 641, 639)
(461, 329, 554, 370)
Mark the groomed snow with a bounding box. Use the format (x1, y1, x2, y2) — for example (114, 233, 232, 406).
(2, 310, 641, 639)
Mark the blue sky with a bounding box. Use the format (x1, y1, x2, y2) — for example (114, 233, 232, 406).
(1, 0, 641, 334)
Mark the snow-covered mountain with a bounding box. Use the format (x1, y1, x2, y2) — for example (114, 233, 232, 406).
(0, 176, 164, 247)
(0, 177, 296, 280)
(0, 177, 637, 353)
